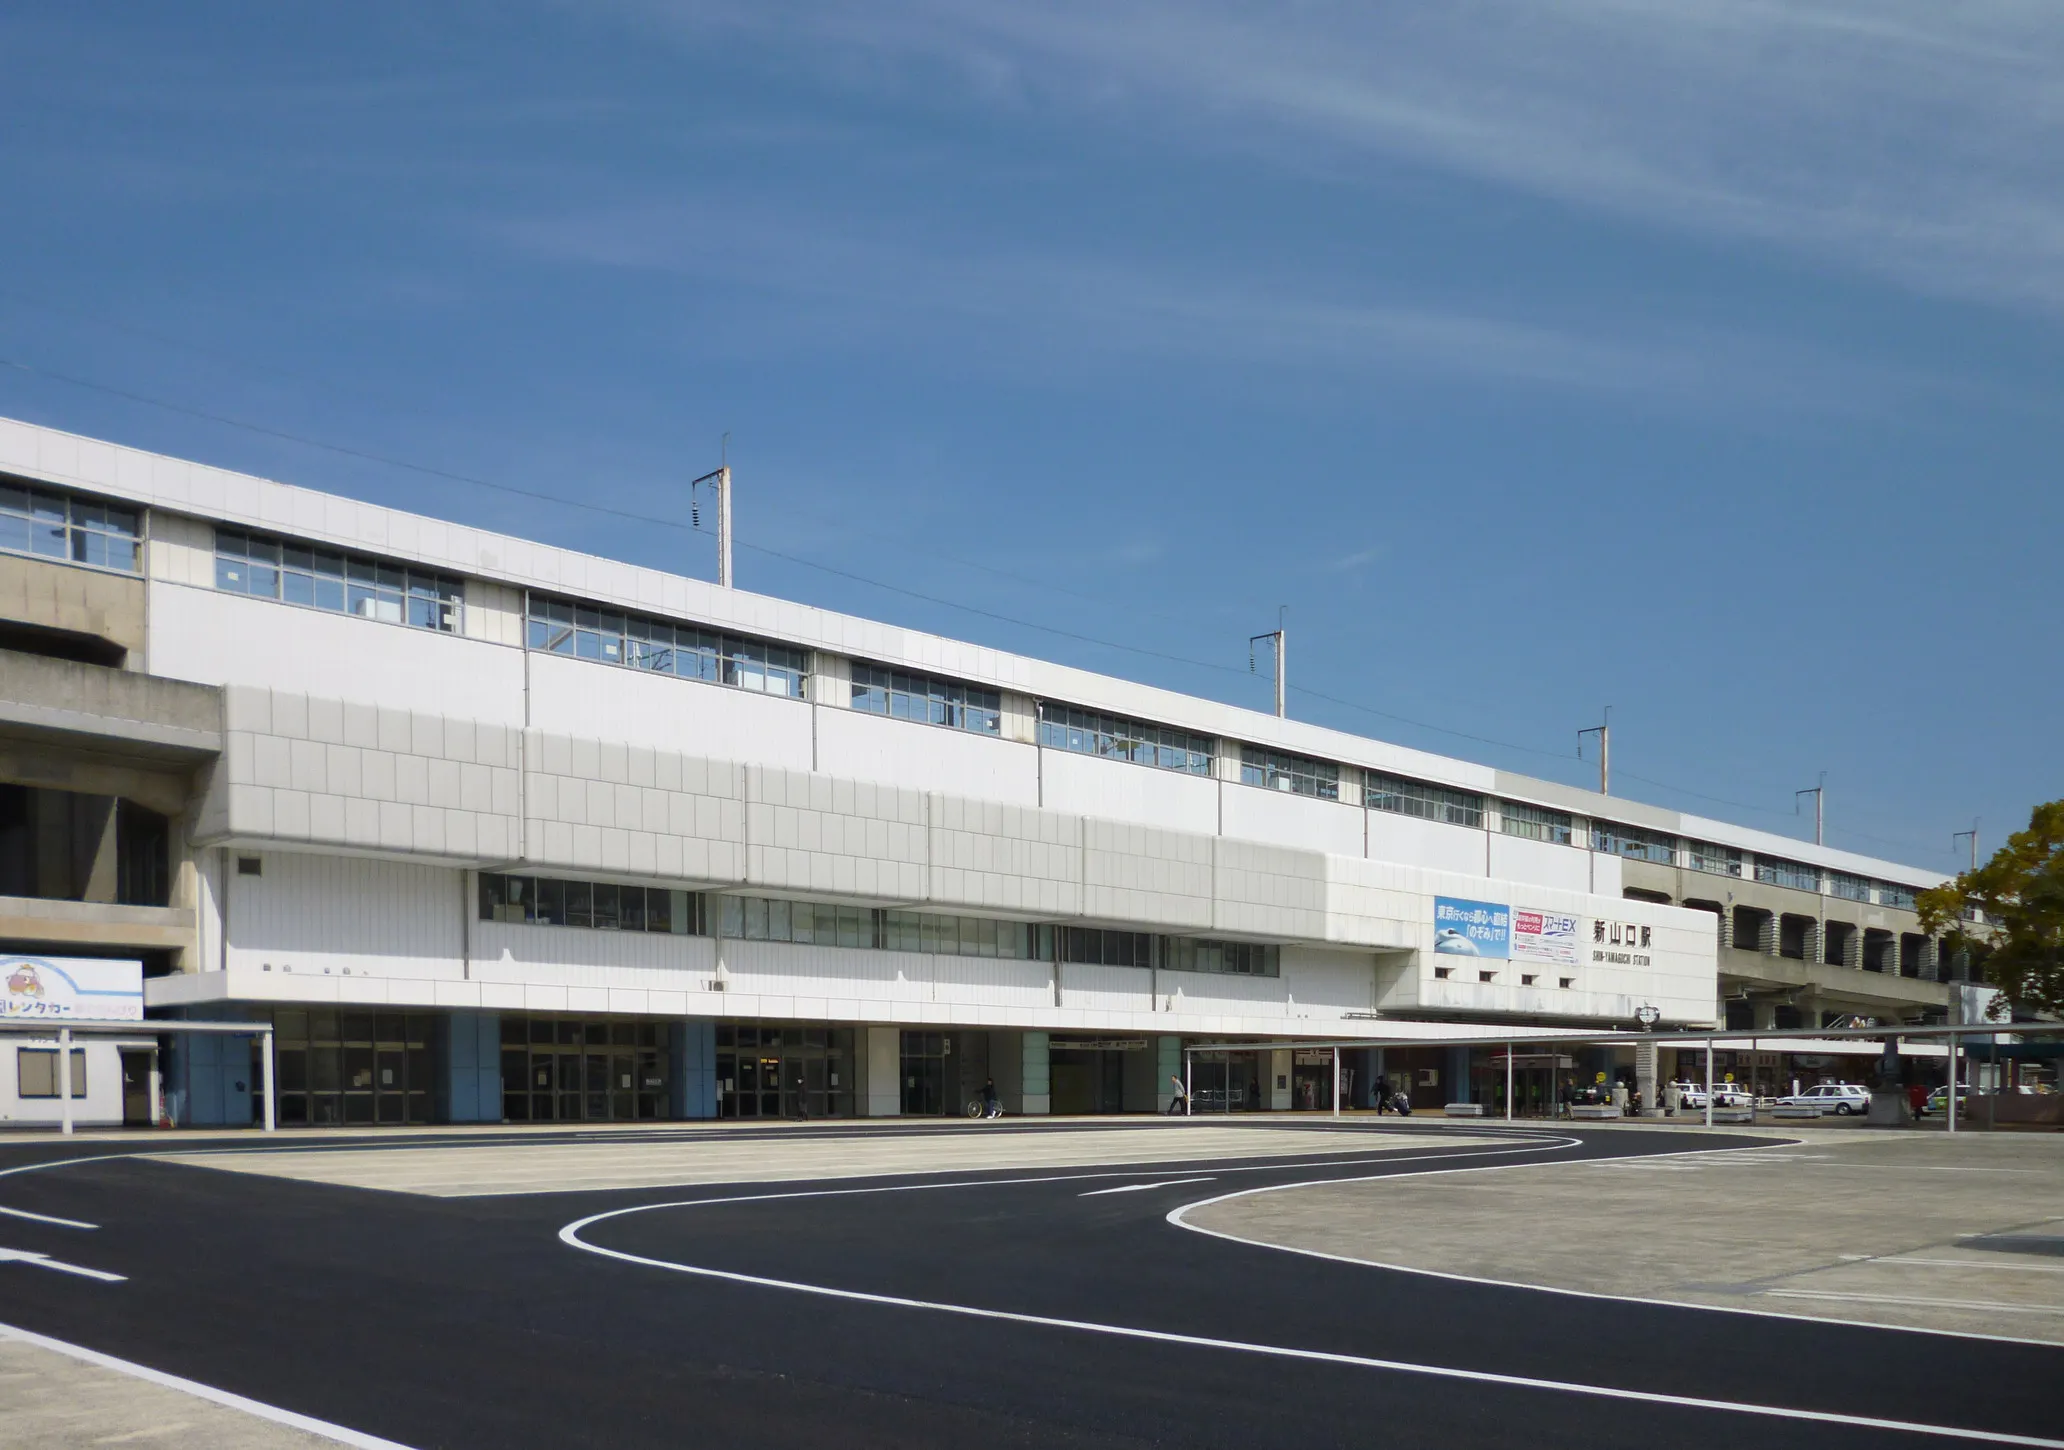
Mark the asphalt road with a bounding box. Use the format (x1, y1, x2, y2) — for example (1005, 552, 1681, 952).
(1, 1121, 2057, 1449)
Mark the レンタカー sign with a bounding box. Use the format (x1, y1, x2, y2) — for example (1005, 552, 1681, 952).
(0, 956, 145, 1021)
(1433, 897, 1510, 958)
(1511, 908, 1581, 968)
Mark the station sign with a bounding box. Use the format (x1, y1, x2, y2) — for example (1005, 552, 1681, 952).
(0, 956, 145, 1021)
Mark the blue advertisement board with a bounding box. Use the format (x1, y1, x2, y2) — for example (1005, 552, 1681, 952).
(1433, 897, 1510, 958)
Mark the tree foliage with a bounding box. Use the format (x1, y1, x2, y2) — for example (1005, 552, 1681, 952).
(1917, 800, 2064, 1018)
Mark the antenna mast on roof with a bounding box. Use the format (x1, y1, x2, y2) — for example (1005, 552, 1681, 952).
(1577, 708, 1611, 795)
(690, 433, 733, 588)
(1249, 607, 1286, 718)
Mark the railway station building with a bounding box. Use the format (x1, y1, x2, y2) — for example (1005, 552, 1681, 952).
(0, 418, 1966, 1127)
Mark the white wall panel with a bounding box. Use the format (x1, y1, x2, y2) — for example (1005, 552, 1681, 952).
(227, 851, 464, 980)
(1221, 786, 1364, 857)
(1038, 751, 1220, 836)
(526, 652, 814, 769)
(1488, 834, 1593, 894)
(1282, 947, 1377, 1014)
(816, 708, 1038, 805)
(1059, 963, 1154, 1014)
(1366, 812, 1486, 877)
(150, 584, 527, 724)
(1590, 853, 1624, 898)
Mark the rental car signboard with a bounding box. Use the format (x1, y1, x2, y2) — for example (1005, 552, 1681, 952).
(1, 956, 145, 1021)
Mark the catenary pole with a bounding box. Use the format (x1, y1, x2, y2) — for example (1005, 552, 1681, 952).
(1331, 1046, 1340, 1119)
(1505, 1044, 1514, 1123)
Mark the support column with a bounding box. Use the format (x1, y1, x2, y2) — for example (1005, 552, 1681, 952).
(1155, 1036, 1183, 1113)
(864, 1027, 901, 1117)
(1635, 1040, 1658, 1117)
(58, 1025, 73, 1136)
(441, 1011, 503, 1123)
(1020, 1031, 1051, 1116)
(1445, 1045, 1471, 1106)
(674, 1019, 717, 1119)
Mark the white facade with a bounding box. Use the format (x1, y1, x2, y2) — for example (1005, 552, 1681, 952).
(0, 417, 1962, 1121)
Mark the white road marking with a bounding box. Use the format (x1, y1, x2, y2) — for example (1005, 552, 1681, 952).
(1165, 1140, 2064, 1352)
(0, 1246, 125, 1282)
(1761, 1290, 2064, 1317)
(1080, 1177, 1216, 1197)
(559, 1166, 2064, 1450)
(1840, 1256, 2064, 1276)
(0, 1321, 418, 1449)
(0, 1203, 97, 1229)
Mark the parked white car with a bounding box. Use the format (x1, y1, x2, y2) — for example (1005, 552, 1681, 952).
(1777, 1082, 1871, 1116)
(1667, 1081, 1753, 1113)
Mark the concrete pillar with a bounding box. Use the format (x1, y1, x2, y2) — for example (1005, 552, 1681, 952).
(1446, 1045, 1472, 1105)
(1635, 1041, 1659, 1116)
(1761, 913, 1779, 955)
(1843, 928, 1863, 968)
(440, 1011, 503, 1123)
(1921, 938, 1942, 980)
(1714, 911, 1733, 951)
(864, 1027, 901, 1116)
(1155, 1036, 1183, 1112)
(1020, 1031, 1050, 1115)
(1803, 919, 1823, 964)
(673, 1019, 717, 1119)
(1269, 1048, 1292, 1111)
(81, 795, 119, 903)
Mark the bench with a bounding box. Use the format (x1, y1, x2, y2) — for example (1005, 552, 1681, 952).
(1771, 1104, 1823, 1119)
(1443, 1102, 1485, 1117)
(1569, 1104, 1622, 1120)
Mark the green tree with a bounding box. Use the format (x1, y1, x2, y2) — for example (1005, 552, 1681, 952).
(1917, 800, 2064, 1018)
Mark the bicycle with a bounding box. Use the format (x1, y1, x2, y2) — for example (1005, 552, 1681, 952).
(965, 1097, 1004, 1119)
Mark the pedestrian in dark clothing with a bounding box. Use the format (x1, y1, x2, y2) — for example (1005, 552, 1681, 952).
(1373, 1072, 1391, 1115)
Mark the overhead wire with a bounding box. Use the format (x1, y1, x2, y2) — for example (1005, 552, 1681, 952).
(0, 352, 1946, 861)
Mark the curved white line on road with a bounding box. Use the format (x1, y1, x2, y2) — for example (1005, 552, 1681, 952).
(1163, 1138, 2064, 1351)
(558, 1136, 2064, 1449)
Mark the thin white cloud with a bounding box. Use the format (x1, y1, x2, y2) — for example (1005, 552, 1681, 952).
(496, 196, 1968, 413)
(620, 0, 2064, 313)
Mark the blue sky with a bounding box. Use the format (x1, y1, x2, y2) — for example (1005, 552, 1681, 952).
(2, 3, 2058, 871)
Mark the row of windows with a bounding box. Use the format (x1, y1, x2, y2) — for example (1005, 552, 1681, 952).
(2, 480, 140, 572)
(525, 594, 806, 697)
(1756, 857, 1822, 892)
(851, 664, 1001, 734)
(479, 873, 705, 934)
(480, 874, 1284, 975)
(1684, 841, 1743, 878)
(209, 523, 1938, 909)
(216, 530, 463, 632)
(1499, 800, 1573, 846)
(1057, 926, 1281, 977)
(1368, 773, 1484, 828)
(1038, 705, 1214, 775)
(1590, 821, 1678, 865)
(1241, 745, 1340, 800)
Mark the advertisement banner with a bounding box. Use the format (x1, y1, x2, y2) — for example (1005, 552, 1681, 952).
(1, 956, 145, 1021)
(1511, 908, 1581, 968)
(1433, 897, 1510, 958)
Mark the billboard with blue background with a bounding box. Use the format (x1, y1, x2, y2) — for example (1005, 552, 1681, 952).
(1433, 897, 1511, 958)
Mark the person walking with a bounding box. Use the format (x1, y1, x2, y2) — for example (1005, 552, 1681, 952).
(981, 1076, 1000, 1118)
(1168, 1073, 1190, 1115)
(1373, 1071, 1391, 1116)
